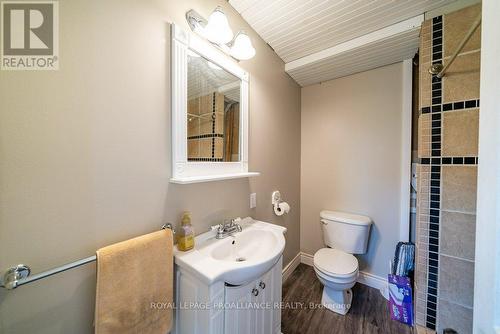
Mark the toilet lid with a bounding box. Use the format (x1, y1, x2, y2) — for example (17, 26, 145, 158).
(313, 248, 358, 276)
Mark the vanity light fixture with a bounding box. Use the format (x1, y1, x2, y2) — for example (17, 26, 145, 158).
(204, 7, 233, 44)
(229, 31, 256, 60)
(186, 9, 206, 36)
(185, 8, 256, 61)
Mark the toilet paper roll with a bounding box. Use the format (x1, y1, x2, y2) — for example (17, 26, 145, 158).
(274, 202, 290, 216)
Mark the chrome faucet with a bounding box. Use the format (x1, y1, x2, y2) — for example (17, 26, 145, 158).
(210, 218, 243, 239)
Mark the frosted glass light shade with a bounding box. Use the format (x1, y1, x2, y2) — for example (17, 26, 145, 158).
(204, 7, 233, 44)
(230, 32, 256, 60)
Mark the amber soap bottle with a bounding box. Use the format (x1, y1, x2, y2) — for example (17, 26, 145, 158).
(177, 212, 195, 251)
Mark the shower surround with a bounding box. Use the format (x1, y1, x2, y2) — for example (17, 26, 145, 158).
(415, 4, 481, 333)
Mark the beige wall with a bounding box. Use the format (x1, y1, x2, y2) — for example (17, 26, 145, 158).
(300, 63, 404, 278)
(0, 0, 300, 333)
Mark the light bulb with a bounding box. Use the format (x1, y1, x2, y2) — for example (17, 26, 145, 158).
(204, 7, 233, 45)
(230, 32, 256, 60)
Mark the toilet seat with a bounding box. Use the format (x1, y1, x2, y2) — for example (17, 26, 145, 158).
(314, 266, 358, 284)
(313, 248, 358, 278)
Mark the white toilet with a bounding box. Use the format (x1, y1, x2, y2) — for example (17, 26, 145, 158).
(313, 210, 372, 315)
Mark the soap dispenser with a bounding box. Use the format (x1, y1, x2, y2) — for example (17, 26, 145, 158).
(177, 212, 195, 251)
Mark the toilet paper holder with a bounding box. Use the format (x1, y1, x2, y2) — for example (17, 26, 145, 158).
(271, 190, 282, 206)
(272, 191, 290, 216)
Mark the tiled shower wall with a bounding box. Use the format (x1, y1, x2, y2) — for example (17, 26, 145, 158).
(415, 4, 481, 333)
(187, 92, 225, 161)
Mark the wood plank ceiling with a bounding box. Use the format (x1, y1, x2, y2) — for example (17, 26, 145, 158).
(229, 0, 457, 86)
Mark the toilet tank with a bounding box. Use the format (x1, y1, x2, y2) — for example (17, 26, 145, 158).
(320, 210, 372, 254)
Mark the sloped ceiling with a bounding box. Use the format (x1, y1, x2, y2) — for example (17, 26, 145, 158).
(229, 0, 457, 85)
(287, 28, 420, 86)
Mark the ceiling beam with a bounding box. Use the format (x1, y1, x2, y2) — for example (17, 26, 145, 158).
(285, 15, 424, 72)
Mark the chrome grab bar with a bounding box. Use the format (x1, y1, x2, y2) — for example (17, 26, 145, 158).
(0, 223, 174, 290)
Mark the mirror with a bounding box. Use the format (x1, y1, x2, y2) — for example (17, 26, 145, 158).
(170, 24, 257, 183)
(187, 51, 241, 162)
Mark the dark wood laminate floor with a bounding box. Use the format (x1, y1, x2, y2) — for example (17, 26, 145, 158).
(281, 264, 414, 334)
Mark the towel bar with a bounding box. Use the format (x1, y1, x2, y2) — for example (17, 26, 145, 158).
(0, 223, 174, 290)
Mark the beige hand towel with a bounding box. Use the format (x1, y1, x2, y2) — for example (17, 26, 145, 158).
(95, 229, 173, 334)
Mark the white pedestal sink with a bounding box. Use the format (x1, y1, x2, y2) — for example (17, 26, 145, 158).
(173, 217, 286, 334)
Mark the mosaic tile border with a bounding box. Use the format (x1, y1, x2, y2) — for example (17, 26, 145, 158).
(187, 133, 224, 140)
(187, 157, 223, 162)
(425, 15, 443, 330)
(421, 99, 480, 114)
(420, 157, 478, 165)
(211, 93, 216, 158)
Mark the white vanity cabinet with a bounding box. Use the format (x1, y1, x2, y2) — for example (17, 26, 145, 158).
(175, 257, 282, 334)
(173, 219, 286, 334)
(224, 257, 282, 334)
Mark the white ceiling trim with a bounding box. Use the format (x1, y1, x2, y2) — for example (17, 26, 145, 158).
(287, 35, 418, 77)
(285, 15, 423, 72)
(289, 41, 417, 79)
(286, 16, 422, 86)
(288, 41, 419, 86)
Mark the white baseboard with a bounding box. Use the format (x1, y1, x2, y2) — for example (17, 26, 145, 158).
(299, 252, 387, 291)
(357, 271, 387, 291)
(300, 251, 314, 266)
(282, 252, 301, 282)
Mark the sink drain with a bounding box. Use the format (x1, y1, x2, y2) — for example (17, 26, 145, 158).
(235, 257, 246, 262)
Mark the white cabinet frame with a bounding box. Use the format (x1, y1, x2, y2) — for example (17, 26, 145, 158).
(170, 24, 259, 184)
